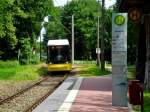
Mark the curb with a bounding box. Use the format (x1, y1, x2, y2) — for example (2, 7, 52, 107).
(128, 103, 134, 112)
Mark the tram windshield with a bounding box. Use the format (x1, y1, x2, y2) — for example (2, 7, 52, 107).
(48, 45, 70, 64)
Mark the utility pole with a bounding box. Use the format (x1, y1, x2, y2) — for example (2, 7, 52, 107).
(97, 4, 100, 67)
(72, 15, 74, 64)
(40, 31, 42, 61)
(101, 0, 105, 70)
(39, 15, 50, 61)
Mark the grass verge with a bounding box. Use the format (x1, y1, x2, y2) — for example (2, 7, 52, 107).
(127, 65, 150, 112)
(75, 64, 111, 77)
(132, 92, 150, 112)
(0, 61, 47, 81)
(127, 65, 136, 80)
(144, 92, 150, 112)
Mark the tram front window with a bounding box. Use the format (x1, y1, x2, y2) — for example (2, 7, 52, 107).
(48, 46, 70, 64)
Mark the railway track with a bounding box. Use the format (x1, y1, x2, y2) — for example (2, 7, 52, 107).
(0, 74, 68, 112)
(0, 77, 49, 105)
(24, 75, 67, 112)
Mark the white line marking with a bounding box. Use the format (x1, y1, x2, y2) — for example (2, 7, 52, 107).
(57, 77, 83, 112)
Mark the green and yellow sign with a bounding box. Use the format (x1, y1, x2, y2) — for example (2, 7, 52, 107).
(114, 15, 125, 26)
(112, 13, 127, 51)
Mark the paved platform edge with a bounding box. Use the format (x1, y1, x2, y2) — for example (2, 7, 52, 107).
(32, 77, 83, 112)
(57, 77, 83, 112)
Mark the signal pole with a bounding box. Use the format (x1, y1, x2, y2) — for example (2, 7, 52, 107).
(72, 15, 74, 64)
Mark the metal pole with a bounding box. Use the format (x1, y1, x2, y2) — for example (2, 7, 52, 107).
(97, 0, 101, 67)
(97, 16, 100, 67)
(40, 33, 41, 61)
(72, 15, 74, 64)
(101, 0, 105, 70)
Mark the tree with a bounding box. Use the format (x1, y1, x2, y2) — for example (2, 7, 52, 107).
(0, 0, 17, 59)
(42, 6, 67, 54)
(61, 0, 101, 60)
(103, 9, 112, 62)
(144, 15, 150, 91)
(19, 37, 31, 64)
(0, 0, 55, 61)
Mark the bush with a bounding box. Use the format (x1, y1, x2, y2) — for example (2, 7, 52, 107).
(30, 54, 40, 64)
(19, 58, 29, 65)
(0, 60, 19, 68)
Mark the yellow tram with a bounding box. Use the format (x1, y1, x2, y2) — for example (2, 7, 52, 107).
(47, 39, 72, 72)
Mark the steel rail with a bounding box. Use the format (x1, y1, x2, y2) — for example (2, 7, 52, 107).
(24, 75, 68, 112)
(0, 76, 49, 105)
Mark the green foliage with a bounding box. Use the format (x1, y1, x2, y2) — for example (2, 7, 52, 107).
(0, 0, 17, 59)
(16, 0, 54, 62)
(104, 9, 112, 62)
(61, 0, 100, 60)
(0, 60, 19, 68)
(0, 0, 16, 39)
(18, 38, 40, 65)
(19, 38, 31, 64)
(0, 0, 137, 65)
(0, 0, 54, 60)
(127, 21, 138, 64)
(30, 54, 40, 64)
(43, 7, 67, 47)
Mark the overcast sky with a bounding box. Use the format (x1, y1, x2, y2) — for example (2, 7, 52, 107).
(53, 0, 116, 8)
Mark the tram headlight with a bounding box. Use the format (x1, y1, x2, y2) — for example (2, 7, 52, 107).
(65, 61, 68, 64)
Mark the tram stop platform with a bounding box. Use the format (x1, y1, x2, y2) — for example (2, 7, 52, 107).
(33, 76, 129, 112)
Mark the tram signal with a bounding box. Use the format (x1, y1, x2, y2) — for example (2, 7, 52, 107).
(128, 8, 142, 23)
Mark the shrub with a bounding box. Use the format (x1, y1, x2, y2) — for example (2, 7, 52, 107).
(30, 54, 40, 64)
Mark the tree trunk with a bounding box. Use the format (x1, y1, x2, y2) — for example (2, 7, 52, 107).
(144, 15, 150, 91)
(101, 0, 105, 71)
(136, 24, 146, 83)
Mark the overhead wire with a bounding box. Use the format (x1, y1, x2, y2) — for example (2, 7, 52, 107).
(51, 0, 72, 34)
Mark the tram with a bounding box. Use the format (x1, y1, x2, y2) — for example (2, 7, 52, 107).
(47, 39, 72, 72)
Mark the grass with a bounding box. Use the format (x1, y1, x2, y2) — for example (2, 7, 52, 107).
(0, 61, 47, 81)
(126, 65, 150, 112)
(75, 64, 111, 77)
(127, 65, 136, 80)
(144, 92, 150, 112)
(132, 92, 150, 112)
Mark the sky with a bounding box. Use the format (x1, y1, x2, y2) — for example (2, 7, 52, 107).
(53, 0, 116, 8)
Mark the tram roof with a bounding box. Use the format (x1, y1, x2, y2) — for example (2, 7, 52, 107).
(47, 39, 69, 46)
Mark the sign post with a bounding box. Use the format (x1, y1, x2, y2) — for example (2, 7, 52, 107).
(112, 13, 128, 106)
